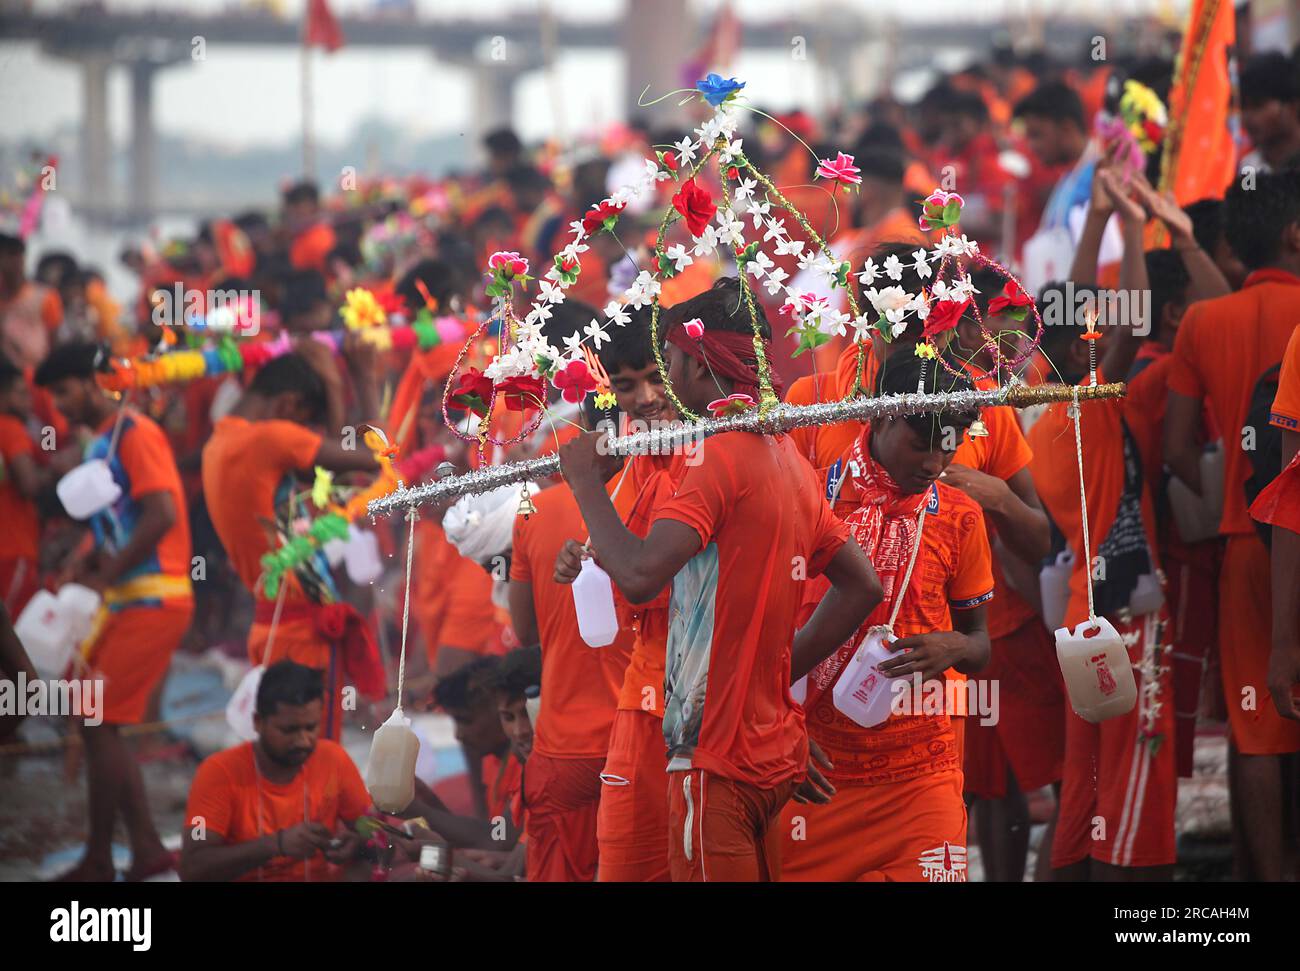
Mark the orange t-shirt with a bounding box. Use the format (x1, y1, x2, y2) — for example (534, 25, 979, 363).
(655, 431, 851, 789)
(809, 478, 994, 786)
(201, 416, 322, 600)
(414, 517, 501, 657)
(0, 414, 38, 561)
(289, 222, 337, 273)
(482, 750, 524, 822)
(1028, 368, 1161, 629)
(87, 410, 192, 592)
(1166, 268, 1300, 535)
(184, 739, 371, 882)
(509, 481, 635, 759)
(1270, 325, 1300, 433)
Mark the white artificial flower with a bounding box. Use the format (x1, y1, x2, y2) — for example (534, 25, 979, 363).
(717, 213, 745, 248)
(747, 199, 771, 228)
(763, 266, 789, 296)
(952, 274, 978, 300)
(763, 216, 787, 243)
(797, 248, 820, 272)
(538, 280, 566, 305)
(912, 249, 932, 280)
(930, 278, 951, 301)
(884, 254, 904, 281)
(584, 319, 610, 348)
(890, 319, 909, 338)
(569, 220, 587, 239)
(604, 301, 631, 327)
(697, 116, 724, 145)
(692, 225, 719, 257)
(560, 241, 588, 262)
(746, 250, 774, 279)
(733, 176, 758, 201)
(674, 136, 698, 165)
(858, 258, 879, 286)
(869, 286, 912, 324)
(851, 314, 874, 342)
(562, 330, 583, 357)
(665, 243, 693, 274)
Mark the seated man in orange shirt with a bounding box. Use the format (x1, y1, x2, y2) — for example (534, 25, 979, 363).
(201, 350, 380, 742)
(559, 279, 882, 882)
(36, 341, 195, 883)
(782, 353, 993, 882)
(180, 660, 369, 881)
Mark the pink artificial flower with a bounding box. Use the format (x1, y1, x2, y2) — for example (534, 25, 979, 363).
(551, 358, 599, 405)
(707, 393, 756, 417)
(488, 250, 529, 277)
(683, 318, 705, 339)
(816, 152, 862, 187)
(924, 189, 965, 209)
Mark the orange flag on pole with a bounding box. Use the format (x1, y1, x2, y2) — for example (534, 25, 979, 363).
(1159, 0, 1236, 205)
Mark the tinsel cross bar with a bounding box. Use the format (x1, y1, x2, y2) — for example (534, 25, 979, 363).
(366, 382, 1125, 518)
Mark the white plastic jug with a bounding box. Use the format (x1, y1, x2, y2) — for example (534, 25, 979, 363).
(365, 707, 420, 813)
(832, 628, 903, 728)
(1167, 444, 1224, 543)
(56, 583, 102, 646)
(14, 590, 74, 677)
(1054, 616, 1137, 723)
(225, 665, 264, 742)
(790, 675, 808, 705)
(343, 527, 383, 585)
(572, 559, 619, 648)
(56, 459, 122, 520)
(1039, 548, 1074, 633)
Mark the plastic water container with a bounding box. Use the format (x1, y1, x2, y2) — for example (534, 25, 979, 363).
(1054, 616, 1137, 723)
(322, 537, 347, 568)
(365, 707, 420, 813)
(225, 665, 264, 742)
(1128, 571, 1164, 617)
(831, 629, 903, 728)
(790, 675, 808, 705)
(343, 528, 383, 585)
(56, 459, 122, 520)
(1167, 444, 1225, 544)
(524, 685, 541, 728)
(57, 583, 102, 645)
(572, 559, 619, 648)
(14, 590, 74, 677)
(1039, 549, 1075, 633)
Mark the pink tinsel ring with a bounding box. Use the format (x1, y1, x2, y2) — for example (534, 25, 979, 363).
(932, 250, 1043, 385)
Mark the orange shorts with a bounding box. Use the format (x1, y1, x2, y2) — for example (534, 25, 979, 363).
(1218, 534, 1300, 755)
(964, 619, 1066, 798)
(780, 769, 968, 881)
(1164, 545, 1219, 777)
(523, 752, 603, 882)
(597, 708, 670, 882)
(85, 600, 193, 726)
(246, 618, 345, 741)
(1052, 611, 1177, 869)
(667, 768, 796, 882)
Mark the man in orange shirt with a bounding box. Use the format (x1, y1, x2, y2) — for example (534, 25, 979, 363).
(1030, 213, 1178, 877)
(559, 279, 882, 881)
(1264, 327, 1300, 721)
(201, 350, 380, 742)
(283, 181, 337, 273)
(782, 354, 993, 882)
(36, 341, 195, 883)
(550, 312, 686, 882)
(0, 358, 52, 614)
(508, 411, 636, 881)
(1164, 170, 1300, 881)
(180, 661, 369, 881)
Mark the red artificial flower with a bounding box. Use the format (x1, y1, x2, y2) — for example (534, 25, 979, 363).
(707, 393, 755, 418)
(672, 178, 717, 238)
(496, 374, 547, 412)
(488, 250, 529, 277)
(551, 358, 599, 404)
(448, 367, 494, 417)
(816, 152, 862, 187)
(662, 151, 678, 173)
(375, 290, 408, 318)
(582, 199, 625, 235)
(682, 317, 705, 339)
(727, 166, 739, 180)
(922, 297, 971, 339)
(987, 280, 1032, 317)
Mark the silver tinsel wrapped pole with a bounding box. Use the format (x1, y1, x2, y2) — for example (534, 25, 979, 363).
(367, 382, 1124, 518)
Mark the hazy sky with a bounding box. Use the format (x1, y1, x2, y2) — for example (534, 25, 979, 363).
(1, 0, 1187, 152)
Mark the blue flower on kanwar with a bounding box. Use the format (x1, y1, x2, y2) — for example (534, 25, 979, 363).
(696, 74, 745, 106)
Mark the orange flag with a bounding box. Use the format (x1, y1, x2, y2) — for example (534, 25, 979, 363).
(1160, 0, 1236, 206)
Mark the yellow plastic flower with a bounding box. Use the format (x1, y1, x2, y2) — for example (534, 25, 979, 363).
(913, 341, 937, 359)
(311, 466, 334, 509)
(595, 391, 617, 410)
(341, 287, 386, 331)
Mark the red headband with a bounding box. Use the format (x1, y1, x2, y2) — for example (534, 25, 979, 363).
(665, 324, 785, 402)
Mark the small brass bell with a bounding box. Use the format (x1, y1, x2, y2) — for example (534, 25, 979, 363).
(968, 418, 989, 438)
(517, 488, 538, 519)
